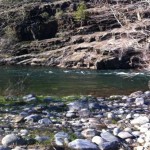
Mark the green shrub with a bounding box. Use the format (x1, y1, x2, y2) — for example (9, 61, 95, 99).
(74, 1, 87, 26)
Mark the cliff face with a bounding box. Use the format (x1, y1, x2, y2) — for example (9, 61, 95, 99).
(0, 0, 149, 69)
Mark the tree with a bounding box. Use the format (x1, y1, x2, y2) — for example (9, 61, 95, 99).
(74, 2, 87, 26)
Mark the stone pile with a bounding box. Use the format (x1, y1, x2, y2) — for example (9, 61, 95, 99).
(0, 91, 150, 149)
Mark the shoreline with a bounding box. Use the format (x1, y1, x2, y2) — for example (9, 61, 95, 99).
(0, 91, 150, 149)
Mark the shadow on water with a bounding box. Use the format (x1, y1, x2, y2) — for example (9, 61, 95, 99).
(0, 66, 150, 96)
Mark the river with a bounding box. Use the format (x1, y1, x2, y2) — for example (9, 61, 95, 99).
(0, 66, 149, 96)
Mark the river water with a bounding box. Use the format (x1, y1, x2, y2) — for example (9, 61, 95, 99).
(0, 66, 150, 96)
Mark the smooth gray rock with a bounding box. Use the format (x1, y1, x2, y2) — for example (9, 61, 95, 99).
(54, 132, 69, 147)
(1, 134, 25, 147)
(81, 129, 96, 138)
(35, 135, 50, 142)
(101, 130, 119, 143)
(20, 129, 28, 136)
(68, 139, 99, 150)
(130, 116, 149, 125)
(23, 94, 37, 102)
(0, 145, 11, 150)
(100, 141, 119, 150)
(89, 102, 100, 110)
(135, 97, 144, 106)
(129, 91, 143, 98)
(38, 118, 52, 125)
(67, 101, 88, 112)
(118, 131, 133, 139)
(78, 109, 90, 117)
(24, 114, 41, 122)
(132, 131, 140, 137)
(113, 128, 120, 136)
(66, 111, 76, 118)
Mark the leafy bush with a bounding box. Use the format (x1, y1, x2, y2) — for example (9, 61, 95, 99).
(74, 1, 87, 26)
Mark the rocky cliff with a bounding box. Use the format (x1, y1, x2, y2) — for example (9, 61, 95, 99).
(0, 0, 150, 69)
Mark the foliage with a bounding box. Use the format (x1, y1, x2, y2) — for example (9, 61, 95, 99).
(74, 1, 87, 25)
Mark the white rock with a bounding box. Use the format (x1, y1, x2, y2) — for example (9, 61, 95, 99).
(140, 123, 150, 133)
(20, 129, 28, 136)
(81, 129, 96, 138)
(136, 146, 145, 150)
(126, 114, 132, 119)
(124, 128, 132, 133)
(92, 136, 104, 145)
(135, 97, 144, 106)
(137, 138, 145, 144)
(144, 91, 150, 97)
(2, 134, 19, 147)
(118, 131, 133, 139)
(113, 128, 120, 136)
(132, 131, 140, 137)
(38, 118, 52, 125)
(130, 116, 149, 125)
(54, 132, 69, 147)
(107, 112, 115, 119)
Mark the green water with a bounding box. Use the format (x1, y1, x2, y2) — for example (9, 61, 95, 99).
(0, 66, 150, 96)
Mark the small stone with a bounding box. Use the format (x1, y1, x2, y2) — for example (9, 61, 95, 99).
(68, 139, 99, 150)
(81, 129, 96, 139)
(2, 134, 24, 147)
(137, 138, 145, 144)
(107, 112, 115, 119)
(54, 132, 69, 147)
(135, 97, 144, 106)
(67, 101, 88, 112)
(78, 109, 90, 117)
(129, 91, 143, 98)
(130, 116, 149, 125)
(38, 118, 52, 125)
(20, 129, 28, 136)
(66, 111, 76, 118)
(140, 123, 150, 133)
(24, 114, 41, 122)
(132, 131, 140, 137)
(144, 91, 150, 97)
(118, 131, 133, 139)
(124, 128, 132, 133)
(101, 130, 119, 142)
(126, 114, 132, 119)
(113, 128, 120, 136)
(23, 94, 37, 102)
(14, 116, 24, 123)
(136, 146, 145, 150)
(92, 136, 104, 145)
(35, 135, 50, 142)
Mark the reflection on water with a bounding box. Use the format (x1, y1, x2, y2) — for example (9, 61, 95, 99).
(0, 66, 149, 96)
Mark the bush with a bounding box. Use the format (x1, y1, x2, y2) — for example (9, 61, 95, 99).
(74, 1, 87, 26)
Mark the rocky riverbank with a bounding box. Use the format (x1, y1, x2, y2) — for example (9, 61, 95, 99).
(0, 91, 150, 149)
(0, 0, 150, 69)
